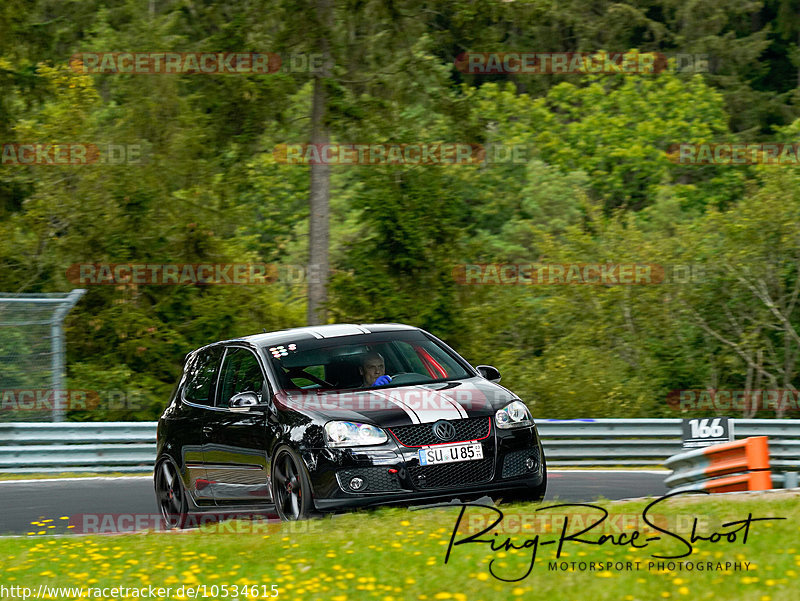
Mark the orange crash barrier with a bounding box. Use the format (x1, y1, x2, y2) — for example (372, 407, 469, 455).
(664, 436, 773, 493)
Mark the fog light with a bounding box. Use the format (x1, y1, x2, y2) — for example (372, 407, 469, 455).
(525, 457, 537, 471)
(349, 477, 364, 490)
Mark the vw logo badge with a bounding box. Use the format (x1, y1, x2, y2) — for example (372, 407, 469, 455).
(432, 420, 456, 441)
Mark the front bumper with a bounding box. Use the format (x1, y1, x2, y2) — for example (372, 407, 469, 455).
(303, 423, 545, 511)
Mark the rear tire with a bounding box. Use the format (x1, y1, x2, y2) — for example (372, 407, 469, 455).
(154, 458, 189, 529)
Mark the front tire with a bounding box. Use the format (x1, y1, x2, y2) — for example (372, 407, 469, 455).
(154, 458, 189, 529)
(270, 446, 314, 521)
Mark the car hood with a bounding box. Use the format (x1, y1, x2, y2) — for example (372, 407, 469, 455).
(275, 377, 518, 427)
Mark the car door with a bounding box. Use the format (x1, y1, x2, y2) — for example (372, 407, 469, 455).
(179, 345, 224, 505)
(203, 345, 272, 505)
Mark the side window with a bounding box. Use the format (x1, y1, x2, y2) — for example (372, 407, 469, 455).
(217, 348, 265, 408)
(183, 347, 223, 406)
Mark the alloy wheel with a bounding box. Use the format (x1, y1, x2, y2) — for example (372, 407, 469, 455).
(272, 450, 306, 520)
(155, 460, 186, 528)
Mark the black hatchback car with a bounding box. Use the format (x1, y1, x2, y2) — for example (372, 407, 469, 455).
(155, 323, 546, 526)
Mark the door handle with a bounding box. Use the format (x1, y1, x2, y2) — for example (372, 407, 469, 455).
(202, 426, 213, 435)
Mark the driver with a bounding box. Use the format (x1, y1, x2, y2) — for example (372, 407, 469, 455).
(360, 352, 392, 387)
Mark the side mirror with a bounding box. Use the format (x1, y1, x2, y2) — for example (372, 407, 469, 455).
(229, 391, 260, 412)
(476, 365, 501, 383)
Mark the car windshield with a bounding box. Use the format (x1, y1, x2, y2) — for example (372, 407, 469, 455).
(265, 330, 472, 391)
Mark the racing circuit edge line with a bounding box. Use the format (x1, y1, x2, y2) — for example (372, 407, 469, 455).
(0, 470, 670, 485)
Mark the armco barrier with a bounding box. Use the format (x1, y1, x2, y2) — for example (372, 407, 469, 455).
(0, 419, 798, 475)
(0, 422, 157, 473)
(664, 436, 773, 493)
(536, 418, 683, 465)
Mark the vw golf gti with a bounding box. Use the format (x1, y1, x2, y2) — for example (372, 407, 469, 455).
(155, 323, 546, 525)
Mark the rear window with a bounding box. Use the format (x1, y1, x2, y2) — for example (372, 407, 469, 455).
(265, 331, 470, 391)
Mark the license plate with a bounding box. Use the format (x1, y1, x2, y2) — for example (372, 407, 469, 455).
(418, 443, 483, 466)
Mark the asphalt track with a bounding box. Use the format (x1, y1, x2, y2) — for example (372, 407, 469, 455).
(0, 470, 668, 535)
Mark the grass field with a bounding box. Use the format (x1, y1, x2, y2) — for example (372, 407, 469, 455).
(1, 491, 798, 601)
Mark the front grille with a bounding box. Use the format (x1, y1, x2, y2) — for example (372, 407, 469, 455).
(336, 467, 403, 493)
(389, 417, 491, 447)
(408, 458, 494, 490)
(501, 447, 539, 479)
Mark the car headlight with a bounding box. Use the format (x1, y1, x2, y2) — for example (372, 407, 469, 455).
(494, 400, 533, 429)
(324, 421, 388, 447)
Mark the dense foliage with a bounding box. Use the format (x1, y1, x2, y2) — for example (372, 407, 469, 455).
(2, 0, 800, 420)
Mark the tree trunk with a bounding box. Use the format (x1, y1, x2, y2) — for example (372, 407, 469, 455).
(307, 0, 333, 325)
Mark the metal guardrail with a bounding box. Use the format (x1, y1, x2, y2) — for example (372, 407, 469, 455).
(537, 418, 684, 466)
(0, 418, 797, 474)
(0, 422, 157, 473)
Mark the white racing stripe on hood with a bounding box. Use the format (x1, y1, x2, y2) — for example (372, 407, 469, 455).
(369, 389, 421, 424)
(371, 387, 467, 424)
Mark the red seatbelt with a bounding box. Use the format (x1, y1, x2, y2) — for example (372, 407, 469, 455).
(414, 346, 448, 379)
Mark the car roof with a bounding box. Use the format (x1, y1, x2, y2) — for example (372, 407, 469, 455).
(205, 323, 421, 350)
